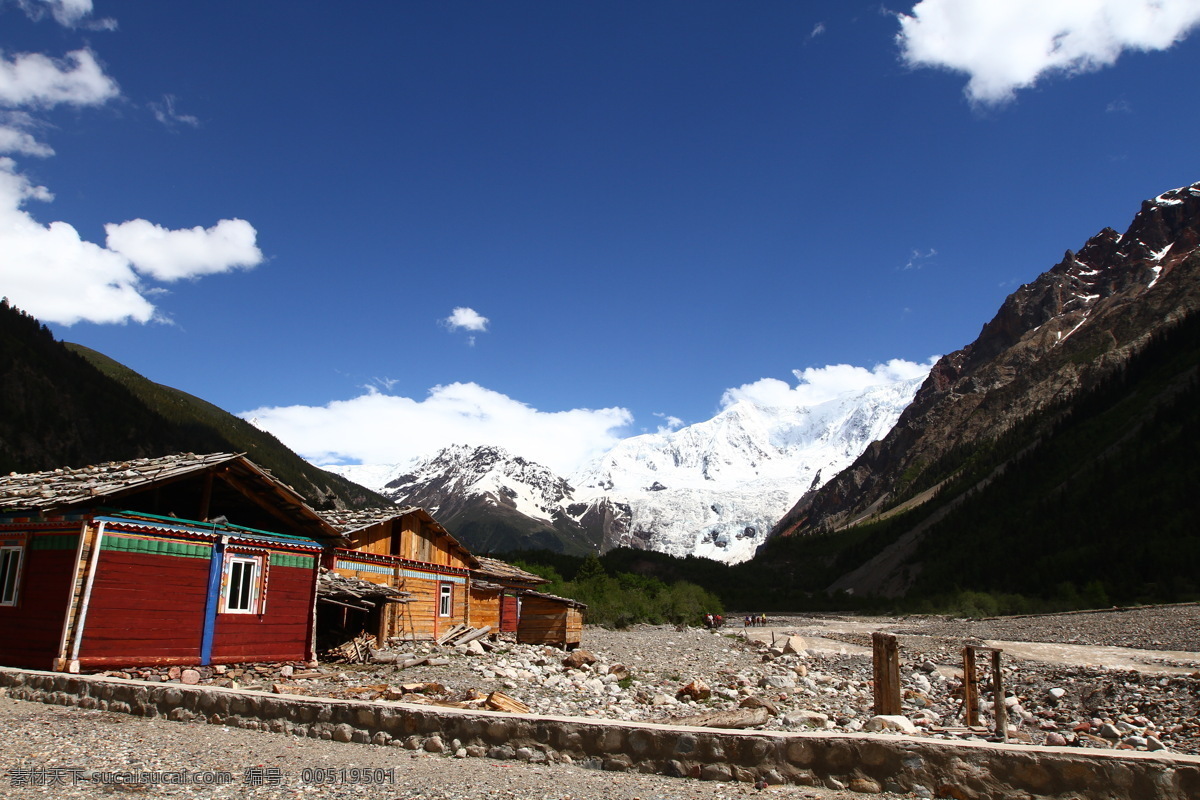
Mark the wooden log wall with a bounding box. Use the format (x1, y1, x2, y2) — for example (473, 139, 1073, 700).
(517, 597, 582, 647)
(469, 587, 501, 631)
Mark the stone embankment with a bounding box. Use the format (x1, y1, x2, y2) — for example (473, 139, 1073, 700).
(2, 666, 1199, 799)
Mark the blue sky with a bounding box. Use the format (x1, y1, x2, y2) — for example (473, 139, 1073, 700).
(4, 0, 1200, 473)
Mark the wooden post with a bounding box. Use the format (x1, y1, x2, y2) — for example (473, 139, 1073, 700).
(872, 632, 901, 716)
(962, 646, 979, 727)
(991, 649, 1007, 741)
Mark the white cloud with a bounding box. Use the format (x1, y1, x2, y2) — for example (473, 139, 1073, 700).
(150, 94, 199, 128)
(721, 358, 937, 410)
(810, 22, 826, 38)
(897, 0, 1200, 104)
(0, 48, 118, 108)
(0, 113, 53, 156)
(243, 382, 633, 475)
(0, 159, 266, 325)
(903, 247, 937, 270)
(0, 157, 155, 324)
(14, 0, 97, 27)
(0, 24, 263, 326)
(443, 306, 489, 332)
(105, 218, 264, 281)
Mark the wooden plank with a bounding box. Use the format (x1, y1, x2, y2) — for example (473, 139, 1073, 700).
(963, 646, 979, 727)
(872, 632, 901, 716)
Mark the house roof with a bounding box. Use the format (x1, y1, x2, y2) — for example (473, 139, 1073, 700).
(0, 452, 340, 541)
(321, 506, 479, 568)
(472, 555, 550, 585)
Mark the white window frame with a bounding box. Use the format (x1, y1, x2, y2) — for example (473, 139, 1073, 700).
(222, 554, 263, 614)
(0, 545, 23, 606)
(438, 583, 452, 617)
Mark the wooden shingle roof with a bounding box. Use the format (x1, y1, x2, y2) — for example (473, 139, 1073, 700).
(0, 452, 340, 541)
(0, 453, 240, 509)
(472, 555, 550, 585)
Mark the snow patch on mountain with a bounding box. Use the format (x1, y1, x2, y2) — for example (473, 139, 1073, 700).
(568, 378, 925, 563)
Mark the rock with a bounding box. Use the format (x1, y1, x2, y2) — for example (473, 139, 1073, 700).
(739, 695, 780, 715)
(180, 669, 201, 685)
(759, 674, 797, 690)
(849, 777, 882, 794)
(864, 715, 917, 734)
(781, 636, 807, 655)
(782, 710, 828, 729)
(1049, 687, 1066, 699)
(1045, 732, 1068, 746)
(677, 679, 711, 701)
(423, 736, 445, 753)
(562, 650, 597, 670)
(1098, 723, 1122, 739)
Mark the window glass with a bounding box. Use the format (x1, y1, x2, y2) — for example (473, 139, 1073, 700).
(224, 555, 260, 613)
(439, 583, 452, 617)
(0, 546, 22, 606)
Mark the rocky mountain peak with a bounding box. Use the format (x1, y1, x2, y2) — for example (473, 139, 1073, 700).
(773, 180, 1200, 537)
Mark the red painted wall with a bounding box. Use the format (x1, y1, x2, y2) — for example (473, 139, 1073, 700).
(78, 549, 208, 665)
(501, 594, 519, 633)
(211, 564, 315, 663)
(0, 545, 76, 670)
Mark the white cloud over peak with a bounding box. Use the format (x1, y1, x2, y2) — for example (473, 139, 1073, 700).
(898, 0, 1200, 104)
(105, 218, 264, 281)
(721, 358, 937, 410)
(243, 382, 633, 475)
(443, 306, 489, 332)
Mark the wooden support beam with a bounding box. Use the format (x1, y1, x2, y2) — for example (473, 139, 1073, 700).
(962, 646, 979, 727)
(872, 632, 901, 716)
(991, 648, 1007, 742)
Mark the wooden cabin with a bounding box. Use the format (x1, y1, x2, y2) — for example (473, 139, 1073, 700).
(470, 555, 551, 634)
(323, 508, 478, 643)
(516, 590, 586, 649)
(0, 453, 340, 672)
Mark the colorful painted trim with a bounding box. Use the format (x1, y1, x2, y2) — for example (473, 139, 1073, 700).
(274, 553, 315, 569)
(96, 515, 324, 552)
(101, 532, 211, 559)
(29, 534, 79, 551)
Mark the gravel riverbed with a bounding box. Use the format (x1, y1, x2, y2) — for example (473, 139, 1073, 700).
(5, 605, 1199, 798)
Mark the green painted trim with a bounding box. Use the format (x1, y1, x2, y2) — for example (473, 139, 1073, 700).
(30, 534, 79, 551)
(101, 535, 211, 559)
(273, 553, 315, 569)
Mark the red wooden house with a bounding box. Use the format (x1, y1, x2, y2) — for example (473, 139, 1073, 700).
(0, 453, 340, 672)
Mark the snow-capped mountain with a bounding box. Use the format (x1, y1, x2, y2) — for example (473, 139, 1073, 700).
(326, 375, 925, 564)
(565, 378, 924, 563)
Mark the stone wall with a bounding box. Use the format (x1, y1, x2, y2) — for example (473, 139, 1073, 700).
(2, 667, 1197, 799)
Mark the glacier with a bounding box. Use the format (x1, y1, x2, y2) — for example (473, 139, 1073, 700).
(326, 375, 926, 565)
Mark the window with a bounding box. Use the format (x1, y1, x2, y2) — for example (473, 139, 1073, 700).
(0, 546, 22, 606)
(222, 555, 262, 614)
(439, 583, 452, 617)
